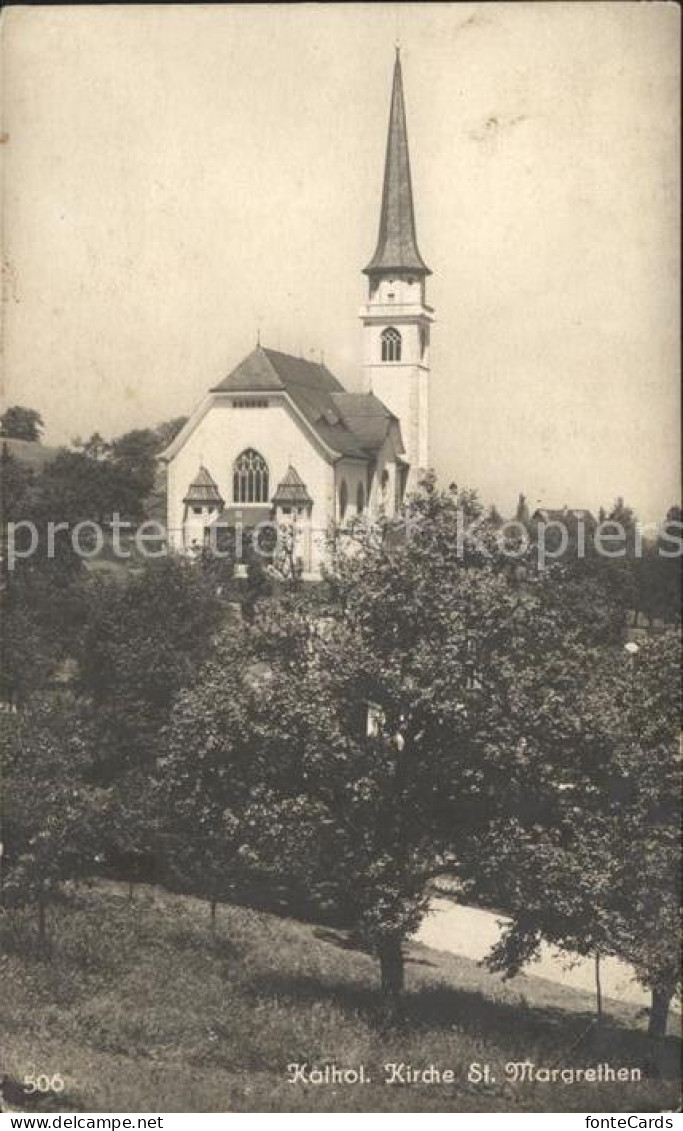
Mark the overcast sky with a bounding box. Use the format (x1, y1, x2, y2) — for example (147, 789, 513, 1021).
(2, 2, 680, 520)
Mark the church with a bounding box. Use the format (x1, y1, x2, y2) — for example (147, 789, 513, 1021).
(161, 49, 434, 576)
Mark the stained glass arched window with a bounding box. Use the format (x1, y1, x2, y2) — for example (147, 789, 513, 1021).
(381, 326, 402, 362)
(233, 449, 269, 504)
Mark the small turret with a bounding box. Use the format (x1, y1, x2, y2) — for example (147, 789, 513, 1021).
(182, 465, 223, 551)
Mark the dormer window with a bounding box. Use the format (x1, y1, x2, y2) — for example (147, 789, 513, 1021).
(381, 326, 402, 362)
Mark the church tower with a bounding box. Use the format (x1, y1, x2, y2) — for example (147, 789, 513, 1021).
(361, 48, 433, 484)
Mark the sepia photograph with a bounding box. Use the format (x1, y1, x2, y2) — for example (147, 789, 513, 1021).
(0, 1, 680, 1118)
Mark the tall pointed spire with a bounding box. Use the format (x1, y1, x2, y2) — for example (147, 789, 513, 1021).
(364, 48, 430, 277)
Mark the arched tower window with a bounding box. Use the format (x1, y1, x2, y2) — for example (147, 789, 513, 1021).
(356, 482, 365, 514)
(339, 479, 348, 521)
(381, 326, 402, 362)
(233, 448, 269, 504)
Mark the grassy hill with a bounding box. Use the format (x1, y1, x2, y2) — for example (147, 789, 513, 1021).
(0, 438, 61, 472)
(1, 882, 679, 1113)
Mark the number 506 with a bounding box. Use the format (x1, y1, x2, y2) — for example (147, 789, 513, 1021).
(23, 1074, 65, 1095)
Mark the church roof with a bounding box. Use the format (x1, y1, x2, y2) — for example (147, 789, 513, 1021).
(364, 50, 430, 277)
(272, 464, 313, 507)
(331, 393, 398, 452)
(211, 345, 395, 459)
(183, 465, 224, 505)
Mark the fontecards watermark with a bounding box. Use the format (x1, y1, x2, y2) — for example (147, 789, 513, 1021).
(285, 1060, 645, 1086)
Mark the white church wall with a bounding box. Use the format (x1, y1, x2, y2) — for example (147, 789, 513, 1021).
(369, 367, 427, 484)
(369, 433, 399, 516)
(166, 395, 334, 568)
(334, 460, 370, 525)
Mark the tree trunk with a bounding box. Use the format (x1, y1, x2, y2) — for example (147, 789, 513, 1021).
(594, 953, 603, 1024)
(37, 883, 47, 947)
(648, 986, 671, 1039)
(378, 937, 405, 1020)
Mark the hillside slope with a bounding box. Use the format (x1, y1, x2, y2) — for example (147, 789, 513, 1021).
(1, 883, 679, 1113)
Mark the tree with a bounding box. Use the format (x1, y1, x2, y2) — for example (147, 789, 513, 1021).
(109, 428, 161, 498)
(154, 416, 189, 450)
(0, 598, 60, 710)
(160, 479, 604, 1015)
(0, 447, 85, 709)
(475, 631, 681, 1039)
(525, 497, 640, 645)
(76, 555, 224, 782)
(72, 432, 111, 461)
(515, 492, 530, 525)
(0, 406, 44, 442)
(28, 449, 144, 525)
(0, 697, 107, 940)
(641, 506, 682, 626)
(607, 632, 681, 1037)
(0, 443, 35, 518)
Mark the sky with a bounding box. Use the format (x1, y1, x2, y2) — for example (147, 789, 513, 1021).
(1, 2, 680, 521)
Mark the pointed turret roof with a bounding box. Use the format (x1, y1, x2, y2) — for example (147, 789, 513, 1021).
(272, 464, 313, 508)
(364, 49, 430, 277)
(183, 465, 224, 505)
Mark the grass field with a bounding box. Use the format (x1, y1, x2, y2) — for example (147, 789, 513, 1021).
(1, 882, 680, 1113)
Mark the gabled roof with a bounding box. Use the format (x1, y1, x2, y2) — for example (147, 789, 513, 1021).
(272, 464, 313, 507)
(211, 345, 343, 396)
(364, 50, 430, 277)
(183, 465, 224, 505)
(331, 392, 400, 454)
(210, 345, 393, 460)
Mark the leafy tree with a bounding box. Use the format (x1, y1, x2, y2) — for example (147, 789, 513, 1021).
(109, 428, 161, 498)
(515, 492, 530, 525)
(0, 405, 44, 442)
(160, 480, 603, 1015)
(643, 506, 682, 626)
(0, 448, 85, 708)
(196, 533, 273, 621)
(76, 556, 224, 782)
(0, 444, 35, 518)
(607, 631, 681, 1037)
(154, 416, 189, 450)
(28, 449, 143, 525)
(487, 503, 504, 528)
(0, 598, 60, 710)
(476, 631, 681, 1039)
(0, 697, 107, 940)
(525, 500, 640, 645)
(72, 432, 111, 461)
